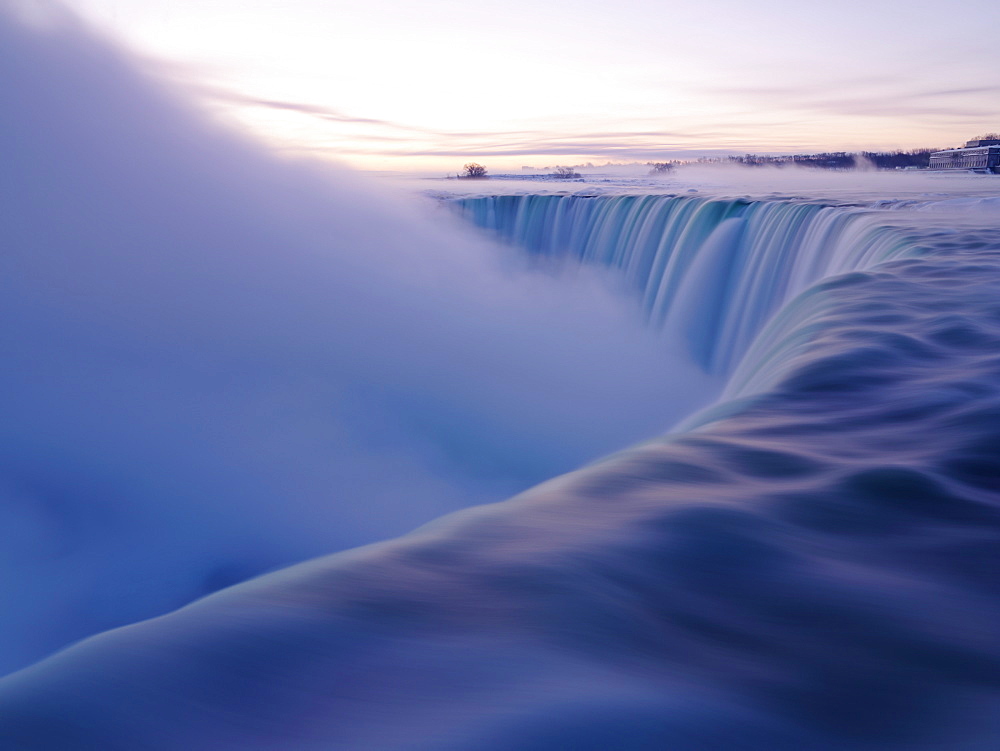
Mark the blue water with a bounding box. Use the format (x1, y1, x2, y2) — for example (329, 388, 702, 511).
(450, 193, 920, 372)
(3, 7, 1000, 751)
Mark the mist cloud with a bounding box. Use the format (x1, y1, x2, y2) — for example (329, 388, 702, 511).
(0, 4, 716, 675)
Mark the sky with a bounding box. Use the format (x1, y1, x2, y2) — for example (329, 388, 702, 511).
(43, 0, 1000, 172)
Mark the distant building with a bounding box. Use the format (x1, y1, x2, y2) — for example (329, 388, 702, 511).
(964, 138, 1000, 148)
(928, 138, 1000, 173)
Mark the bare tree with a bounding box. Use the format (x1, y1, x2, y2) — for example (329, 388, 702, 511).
(647, 162, 676, 175)
(550, 166, 580, 178)
(462, 163, 488, 178)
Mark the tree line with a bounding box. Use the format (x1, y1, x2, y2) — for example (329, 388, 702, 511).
(725, 149, 940, 170)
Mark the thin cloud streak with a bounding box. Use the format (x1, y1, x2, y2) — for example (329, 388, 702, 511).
(714, 82, 1000, 121)
(202, 87, 433, 132)
(206, 88, 724, 145)
(201, 80, 997, 167)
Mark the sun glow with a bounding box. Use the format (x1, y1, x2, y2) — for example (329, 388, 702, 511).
(62, 0, 1000, 171)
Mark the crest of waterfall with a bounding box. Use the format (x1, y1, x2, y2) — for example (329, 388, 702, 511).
(450, 194, 919, 373)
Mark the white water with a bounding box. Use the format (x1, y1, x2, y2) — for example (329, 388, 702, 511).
(450, 194, 920, 372)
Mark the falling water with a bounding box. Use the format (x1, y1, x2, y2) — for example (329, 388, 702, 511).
(451, 194, 919, 372)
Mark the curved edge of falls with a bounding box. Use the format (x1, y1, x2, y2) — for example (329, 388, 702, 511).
(449, 194, 923, 374)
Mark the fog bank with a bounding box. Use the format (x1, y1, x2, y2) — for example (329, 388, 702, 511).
(0, 4, 712, 674)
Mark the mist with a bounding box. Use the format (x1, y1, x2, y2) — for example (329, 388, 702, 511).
(421, 161, 1000, 203)
(0, 5, 715, 675)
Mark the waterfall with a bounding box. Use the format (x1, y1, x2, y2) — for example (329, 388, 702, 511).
(450, 194, 919, 373)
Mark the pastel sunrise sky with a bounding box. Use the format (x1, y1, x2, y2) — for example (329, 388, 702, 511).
(62, 0, 1000, 172)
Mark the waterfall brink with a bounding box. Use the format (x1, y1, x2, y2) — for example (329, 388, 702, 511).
(451, 194, 917, 373)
